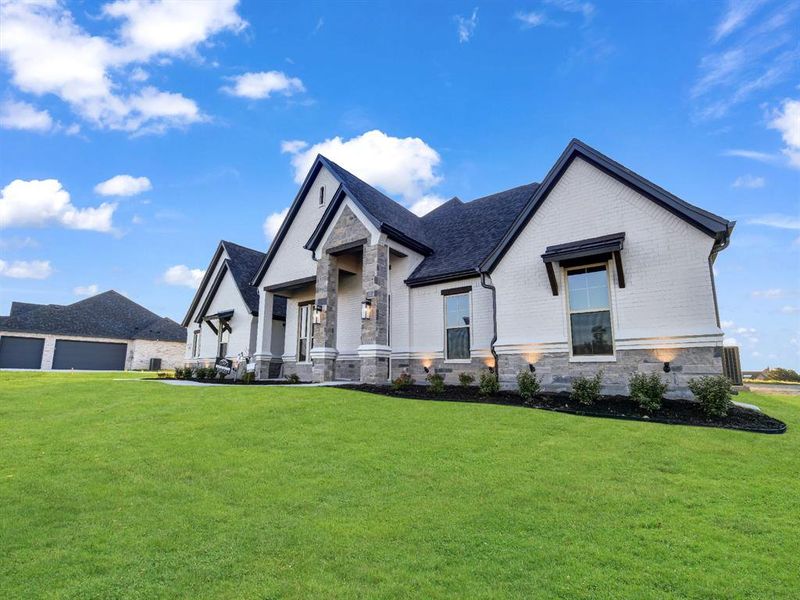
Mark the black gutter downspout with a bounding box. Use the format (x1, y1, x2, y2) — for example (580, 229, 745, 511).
(708, 225, 734, 328)
(480, 271, 499, 374)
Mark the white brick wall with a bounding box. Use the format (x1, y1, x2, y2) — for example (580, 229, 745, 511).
(491, 157, 722, 355)
(262, 168, 340, 287)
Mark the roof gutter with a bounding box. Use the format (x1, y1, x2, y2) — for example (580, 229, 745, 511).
(708, 221, 735, 328)
(479, 270, 499, 374)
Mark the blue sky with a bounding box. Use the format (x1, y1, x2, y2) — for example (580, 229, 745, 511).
(0, 0, 798, 369)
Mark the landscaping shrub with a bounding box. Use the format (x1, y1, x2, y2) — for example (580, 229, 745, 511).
(174, 368, 184, 380)
(285, 373, 301, 384)
(478, 371, 500, 396)
(629, 372, 667, 412)
(426, 372, 445, 394)
(242, 372, 255, 384)
(458, 372, 475, 387)
(195, 367, 210, 380)
(688, 375, 732, 418)
(391, 372, 413, 390)
(571, 371, 603, 406)
(516, 370, 541, 403)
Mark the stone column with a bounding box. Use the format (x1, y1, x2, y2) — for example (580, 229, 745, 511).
(253, 288, 275, 379)
(311, 253, 339, 382)
(358, 242, 391, 384)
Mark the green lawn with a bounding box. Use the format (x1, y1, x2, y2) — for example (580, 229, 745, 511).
(1, 372, 798, 599)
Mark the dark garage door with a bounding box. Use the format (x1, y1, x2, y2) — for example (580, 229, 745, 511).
(52, 340, 127, 371)
(0, 336, 44, 369)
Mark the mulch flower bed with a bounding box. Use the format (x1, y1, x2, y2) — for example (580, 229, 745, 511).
(151, 378, 310, 386)
(341, 384, 787, 434)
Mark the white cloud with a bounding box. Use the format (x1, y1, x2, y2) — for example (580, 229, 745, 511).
(0, 259, 52, 279)
(780, 305, 800, 314)
(768, 98, 800, 169)
(544, 0, 595, 20)
(282, 129, 443, 204)
(409, 194, 447, 216)
(222, 71, 305, 99)
(0, 179, 116, 233)
(73, 284, 99, 296)
(0, 236, 38, 250)
(0, 0, 243, 134)
(94, 174, 152, 197)
(514, 11, 548, 28)
(0, 100, 53, 132)
(102, 0, 246, 59)
(264, 207, 289, 241)
(280, 139, 308, 154)
(723, 149, 780, 163)
(748, 215, 800, 230)
(162, 264, 204, 288)
(723, 336, 738, 347)
(720, 319, 735, 329)
(752, 288, 783, 299)
(735, 326, 757, 334)
(455, 8, 478, 43)
(712, 0, 766, 43)
(731, 174, 765, 188)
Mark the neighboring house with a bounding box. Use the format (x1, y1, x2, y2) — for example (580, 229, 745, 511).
(190, 139, 734, 395)
(181, 240, 286, 376)
(0, 290, 185, 371)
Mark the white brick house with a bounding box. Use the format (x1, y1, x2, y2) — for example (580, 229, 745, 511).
(182, 241, 286, 376)
(187, 139, 734, 394)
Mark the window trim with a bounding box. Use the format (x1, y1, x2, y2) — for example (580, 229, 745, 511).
(563, 261, 616, 362)
(297, 301, 315, 364)
(443, 290, 472, 362)
(218, 326, 230, 358)
(192, 329, 200, 358)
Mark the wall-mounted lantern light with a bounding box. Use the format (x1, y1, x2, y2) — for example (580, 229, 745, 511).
(528, 363, 536, 373)
(361, 299, 373, 320)
(423, 365, 430, 374)
(663, 361, 671, 373)
(488, 366, 495, 374)
(312, 305, 323, 325)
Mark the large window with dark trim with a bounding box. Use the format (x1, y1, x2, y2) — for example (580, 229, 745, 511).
(566, 265, 614, 356)
(444, 292, 471, 360)
(218, 328, 229, 358)
(297, 303, 315, 362)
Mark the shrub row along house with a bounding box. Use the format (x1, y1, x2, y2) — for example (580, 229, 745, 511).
(184, 139, 734, 395)
(0, 291, 185, 370)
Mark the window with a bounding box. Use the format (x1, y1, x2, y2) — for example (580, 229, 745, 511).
(444, 292, 471, 360)
(192, 330, 200, 358)
(319, 186, 325, 206)
(566, 265, 613, 356)
(218, 327, 230, 358)
(297, 303, 315, 362)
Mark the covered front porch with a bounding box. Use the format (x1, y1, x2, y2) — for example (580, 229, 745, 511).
(253, 234, 397, 384)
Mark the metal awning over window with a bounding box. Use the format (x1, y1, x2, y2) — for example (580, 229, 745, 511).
(202, 309, 233, 335)
(541, 232, 626, 295)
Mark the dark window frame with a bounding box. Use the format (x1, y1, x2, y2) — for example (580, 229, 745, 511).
(443, 290, 471, 361)
(564, 262, 615, 358)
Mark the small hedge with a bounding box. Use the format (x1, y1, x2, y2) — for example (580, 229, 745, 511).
(458, 372, 475, 387)
(285, 373, 301, 384)
(688, 375, 732, 417)
(391, 372, 413, 390)
(516, 370, 540, 403)
(426, 372, 445, 394)
(571, 372, 603, 405)
(478, 371, 500, 396)
(629, 372, 667, 412)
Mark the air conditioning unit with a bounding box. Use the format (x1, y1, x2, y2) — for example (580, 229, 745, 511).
(148, 358, 162, 371)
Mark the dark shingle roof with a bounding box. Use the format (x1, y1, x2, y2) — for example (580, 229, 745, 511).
(219, 241, 286, 318)
(322, 156, 433, 249)
(0, 291, 186, 342)
(407, 183, 540, 284)
(9, 302, 44, 316)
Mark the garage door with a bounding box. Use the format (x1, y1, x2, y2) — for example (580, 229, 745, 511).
(0, 336, 44, 369)
(52, 340, 127, 370)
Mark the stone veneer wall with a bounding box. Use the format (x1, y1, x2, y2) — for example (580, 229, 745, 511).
(390, 347, 721, 398)
(498, 346, 722, 398)
(390, 356, 491, 385)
